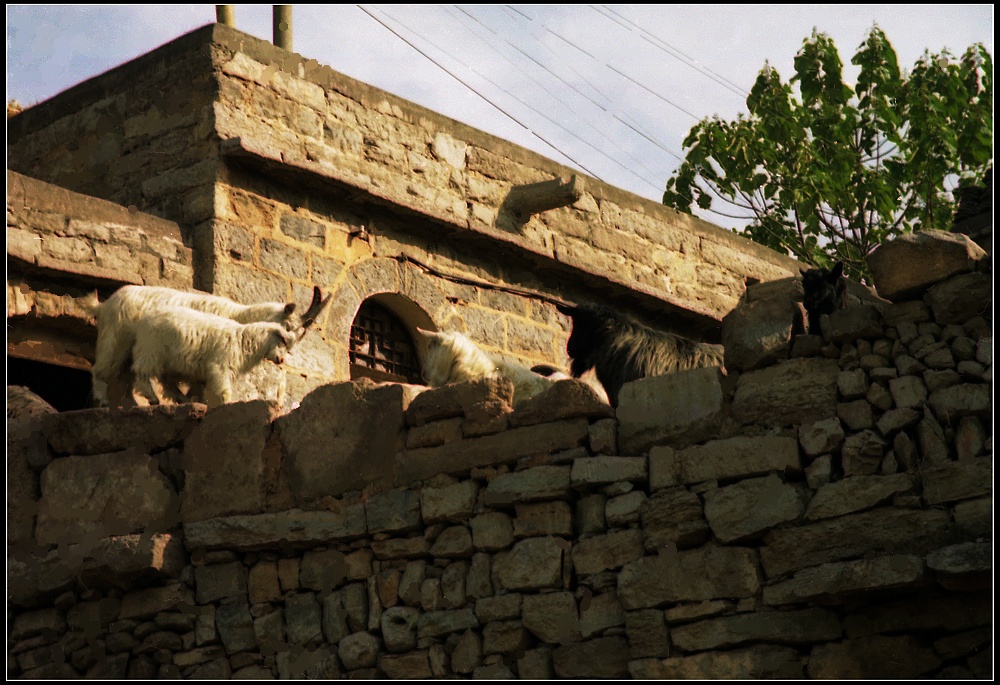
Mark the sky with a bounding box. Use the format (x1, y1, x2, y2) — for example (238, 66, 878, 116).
(5, 4, 995, 232)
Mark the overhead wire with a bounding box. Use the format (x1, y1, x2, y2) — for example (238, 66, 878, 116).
(355, 5, 596, 175)
(370, 4, 608, 180)
(599, 5, 750, 100)
(447, 5, 668, 193)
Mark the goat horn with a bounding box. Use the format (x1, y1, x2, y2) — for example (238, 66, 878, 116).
(301, 286, 332, 330)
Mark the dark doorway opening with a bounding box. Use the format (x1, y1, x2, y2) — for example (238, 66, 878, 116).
(7, 357, 93, 412)
(349, 300, 423, 384)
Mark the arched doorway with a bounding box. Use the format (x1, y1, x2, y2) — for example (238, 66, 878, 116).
(349, 295, 431, 384)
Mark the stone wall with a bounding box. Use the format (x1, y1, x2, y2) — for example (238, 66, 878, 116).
(8, 242, 992, 679)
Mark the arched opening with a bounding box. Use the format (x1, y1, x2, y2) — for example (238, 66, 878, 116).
(348, 295, 433, 385)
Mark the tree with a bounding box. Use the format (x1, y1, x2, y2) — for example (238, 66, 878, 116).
(662, 27, 993, 279)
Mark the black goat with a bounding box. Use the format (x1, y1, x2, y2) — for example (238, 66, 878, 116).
(556, 303, 724, 407)
(801, 262, 847, 335)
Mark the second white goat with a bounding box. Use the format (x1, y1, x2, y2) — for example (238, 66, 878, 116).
(415, 328, 557, 407)
(130, 308, 302, 408)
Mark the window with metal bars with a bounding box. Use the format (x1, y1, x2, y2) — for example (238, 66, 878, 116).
(349, 300, 423, 384)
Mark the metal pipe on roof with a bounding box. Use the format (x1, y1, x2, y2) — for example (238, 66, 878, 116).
(273, 6, 293, 50)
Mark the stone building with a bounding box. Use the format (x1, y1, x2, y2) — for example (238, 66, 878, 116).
(7, 22, 801, 410)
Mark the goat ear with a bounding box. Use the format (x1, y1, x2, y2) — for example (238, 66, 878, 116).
(283, 302, 297, 316)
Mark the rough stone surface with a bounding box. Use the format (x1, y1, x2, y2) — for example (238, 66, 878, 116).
(276, 380, 411, 500)
(492, 537, 565, 592)
(484, 466, 571, 506)
(808, 635, 943, 679)
(41, 404, 205, 456)
(522, 592, 580, 644)
(760, 508, 955, 578)
(36, 450, 176, 545)
(639, 487, 708, 552)
(181, 401, 272, 522)
(924, 271, 992, 325)
(552, 636, 629, 678)
(703, 475, 806, 543)
(762, 555, 928, 605)
(670, 608, 841, 651)
(653, 436, 801, 487)
(617, 367, 724, 454)
(732, 358, 839, 426)
(722, 280, 805, 372)
(865, 229, 987, 301)
(618, 546, 760, 609)
(798, 417, 845, 457)
(629, 645, 802, 679)
(572, 529, 645, 575)
(805, 474, 917, 520)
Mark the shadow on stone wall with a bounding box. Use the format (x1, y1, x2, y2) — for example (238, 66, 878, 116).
(7, 231, 993, 679)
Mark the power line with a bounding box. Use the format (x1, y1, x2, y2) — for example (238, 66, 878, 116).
(372, 5, 606, 179)
(599, 5, 750, 100)
(606, 65, 703, 121)
(356, 5, 597, 175)
(495, 6, 695, 158)
(447, 5, 668, 192)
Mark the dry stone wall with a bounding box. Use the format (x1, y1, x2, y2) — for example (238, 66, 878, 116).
(8, 240, 992, 679)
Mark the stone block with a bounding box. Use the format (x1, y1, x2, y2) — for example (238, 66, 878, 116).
(512, 501, 573, 538)
(399, 420, 588, 487)
(573, 529, 645, 575)
(703, 476, 807, 543)
(617, 367, 724, 454)
(276, 380, 410, 501)
(183, 507, 366, 550)
(762, 555, 927, 605)
(522, 592, 580, 644)
(181, 401, 273, 522)
(618, 546, 760, 609)
(484, 465, 572, 506)
(866, 229, 987, 301)
(570, 456, 646, 487)
(492, 537, 565, 592)
(42, 404, 205, 456)
(36, 450, 176, 545)
(732, 358, 838, 426)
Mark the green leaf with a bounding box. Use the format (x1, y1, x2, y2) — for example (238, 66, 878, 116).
(661, 29, 993, 282)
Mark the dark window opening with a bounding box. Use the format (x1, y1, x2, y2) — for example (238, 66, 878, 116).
(7, 356, 93, 412)
(349, 301, 422, 384)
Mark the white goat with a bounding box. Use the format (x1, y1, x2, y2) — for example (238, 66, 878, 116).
(130, 308, 302, 408)
(530, 364, 612, 406)
(414, 328, 557, 407)
(90, 285, 330, 406)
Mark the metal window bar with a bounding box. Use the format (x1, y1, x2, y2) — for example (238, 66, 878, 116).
(349, 301, 422, 383)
